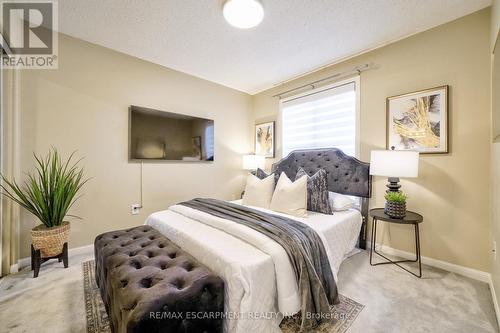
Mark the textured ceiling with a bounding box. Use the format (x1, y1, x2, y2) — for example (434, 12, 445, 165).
(58, 0, 491, 94)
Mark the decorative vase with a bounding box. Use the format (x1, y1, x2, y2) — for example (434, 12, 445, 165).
(384, 201, 406, 219)
(30, 221, 70, 258)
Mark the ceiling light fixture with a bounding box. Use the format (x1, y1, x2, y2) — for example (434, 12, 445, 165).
(223, 0, 264, 29)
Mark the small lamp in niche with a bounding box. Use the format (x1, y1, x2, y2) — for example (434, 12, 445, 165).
(370, 149, 419, 218)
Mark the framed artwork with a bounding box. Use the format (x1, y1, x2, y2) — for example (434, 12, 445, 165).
(191, 136, 202, 160)
(386, 85, 449, 154)
(255, 121, 275, 158)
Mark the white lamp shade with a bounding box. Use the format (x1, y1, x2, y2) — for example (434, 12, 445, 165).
(369, 150, 419, 178)
(243, 154, 265, 170)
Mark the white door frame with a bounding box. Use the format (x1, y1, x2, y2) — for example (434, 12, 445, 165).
(0, 53, 4, 273)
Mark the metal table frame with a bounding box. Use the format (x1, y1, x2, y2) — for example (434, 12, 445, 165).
(369, 210, 422, 278)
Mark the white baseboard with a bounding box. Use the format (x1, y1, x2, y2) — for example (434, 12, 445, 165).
(9, 263, 19, 274)
(366, 241, 490, 282)
(488, 275, 500, 330)
(15, 244, 94, 271)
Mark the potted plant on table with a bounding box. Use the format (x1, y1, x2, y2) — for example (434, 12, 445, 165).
(0, 149, 87, 260)
(384, 191, 407, 219)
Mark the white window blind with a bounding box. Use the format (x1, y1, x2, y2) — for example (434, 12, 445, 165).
(205, 124, 214, 159)
(281, 81, 358, 157)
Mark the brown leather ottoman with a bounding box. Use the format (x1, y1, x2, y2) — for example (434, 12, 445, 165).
(94, 225, 224, 333)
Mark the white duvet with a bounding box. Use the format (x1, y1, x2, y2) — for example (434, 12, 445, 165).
(145, 201, 361, 333)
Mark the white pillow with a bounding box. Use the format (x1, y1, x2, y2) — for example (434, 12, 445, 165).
(242, 173, 275, 209)
(328, 192, 355, 211)
(270, 172, 308, 217)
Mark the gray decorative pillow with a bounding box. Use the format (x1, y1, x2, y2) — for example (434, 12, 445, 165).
(256, 168, 270, 179)
(295, 168, 333, 215)
(256, 168, 279, 187)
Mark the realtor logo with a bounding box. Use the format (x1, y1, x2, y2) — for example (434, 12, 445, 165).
(1, 0, 58, 69)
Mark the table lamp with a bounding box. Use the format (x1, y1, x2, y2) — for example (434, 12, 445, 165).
(242, 154, 265, 174)
(369, 150, 419, 192)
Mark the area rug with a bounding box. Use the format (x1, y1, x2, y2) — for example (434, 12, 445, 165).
(83, 260, 364, 333)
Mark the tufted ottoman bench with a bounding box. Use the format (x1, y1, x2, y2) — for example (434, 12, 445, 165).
(94, 225, 224, 333)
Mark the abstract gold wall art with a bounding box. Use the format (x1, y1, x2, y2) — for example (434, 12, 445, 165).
(386, 86, 449, 154)
(255, 121, 275, 158)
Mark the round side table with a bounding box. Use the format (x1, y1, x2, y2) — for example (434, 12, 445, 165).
(369, 208, 424, 278)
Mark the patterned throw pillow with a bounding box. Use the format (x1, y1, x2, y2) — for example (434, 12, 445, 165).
(295, 168, 333, 215)
(256, 168, 279, 187)
(256, 168, 270, 179)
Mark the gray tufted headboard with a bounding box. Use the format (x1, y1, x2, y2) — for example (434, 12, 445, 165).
(271, 148, 371, 249)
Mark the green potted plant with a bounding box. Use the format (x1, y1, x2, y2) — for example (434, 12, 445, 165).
(384, 191, 407, 219)
(0, 149, 87, 258)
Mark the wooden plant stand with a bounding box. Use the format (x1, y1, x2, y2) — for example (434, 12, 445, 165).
(31, 242, 68, 278)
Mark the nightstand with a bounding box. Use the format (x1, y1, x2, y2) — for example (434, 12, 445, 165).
(369, 208, 423, 278)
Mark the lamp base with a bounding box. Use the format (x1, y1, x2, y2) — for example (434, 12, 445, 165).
(386, 177, 401, 192)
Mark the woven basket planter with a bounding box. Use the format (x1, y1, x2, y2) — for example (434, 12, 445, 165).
(31, 222, 70, 258)
(384, 202, 406, 219)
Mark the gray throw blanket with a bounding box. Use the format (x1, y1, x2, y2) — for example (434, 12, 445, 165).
(178, 198, 338, 332)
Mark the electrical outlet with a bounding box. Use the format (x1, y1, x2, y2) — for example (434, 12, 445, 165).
(131, 204, 142, 215)
(494, 241, 497, 261)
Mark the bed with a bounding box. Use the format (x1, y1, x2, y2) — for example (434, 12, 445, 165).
(145, 148, 371, 333)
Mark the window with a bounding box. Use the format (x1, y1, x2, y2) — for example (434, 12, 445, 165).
(205, 124, 214, 160)
(280, 78, 359, 157)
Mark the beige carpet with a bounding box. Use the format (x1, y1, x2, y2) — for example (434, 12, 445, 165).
(82, 260, 364, 333)
(0, 250, 498, 333)
(337, 252, 499, 333)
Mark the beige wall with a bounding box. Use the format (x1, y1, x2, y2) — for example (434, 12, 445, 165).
(492, 0, 500, 139)
(18, 34, 252, 258)
(493, 0, 500, 52)
(253, 9, 492, 271)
